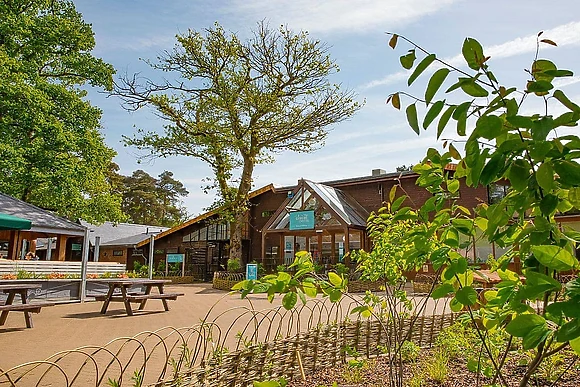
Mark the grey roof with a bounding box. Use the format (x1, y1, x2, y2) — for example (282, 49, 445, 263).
(79, 220, 169, 246)
(102, 233, 158, 247)
(0, 192, 86, 235)
(306, 180, 369, 227)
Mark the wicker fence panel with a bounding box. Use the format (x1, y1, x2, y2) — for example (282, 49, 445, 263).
(1, 296, 458, 386)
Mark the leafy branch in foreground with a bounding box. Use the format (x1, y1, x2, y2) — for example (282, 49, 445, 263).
(388, 31, 580, 387)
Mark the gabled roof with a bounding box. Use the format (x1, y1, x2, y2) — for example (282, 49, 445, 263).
(136, 184, 276, 247)
(265, 179, 368, 231)
(79, 220, 169, 246)
(0, 192, 86, 236)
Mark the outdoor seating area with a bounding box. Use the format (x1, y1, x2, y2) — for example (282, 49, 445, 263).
(91, 279, 184, 316)
(0, 284, 54, 328)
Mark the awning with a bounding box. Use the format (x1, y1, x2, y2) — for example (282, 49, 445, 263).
(0, 212, 32, 230)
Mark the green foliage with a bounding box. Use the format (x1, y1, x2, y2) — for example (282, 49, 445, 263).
(388, 31, 580, 385)
(121, 170, 189, 227)
(115, 21, 361, 262)
(400, 340, 420, 362)
(233, 251, 345, 310)
(252, 378, 287, 387)
(227, 258, 242, 273)
(0, 0, 123, 223)
(424, 349, 449, 383)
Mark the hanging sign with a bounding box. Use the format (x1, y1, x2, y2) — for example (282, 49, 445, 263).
(289, 210, 315, 230)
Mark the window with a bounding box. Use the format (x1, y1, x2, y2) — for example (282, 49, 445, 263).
(112, 250, 123, 256)
(488, 183, 509, 204)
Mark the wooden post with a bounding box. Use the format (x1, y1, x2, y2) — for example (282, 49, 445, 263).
(55, 235, 67, 261)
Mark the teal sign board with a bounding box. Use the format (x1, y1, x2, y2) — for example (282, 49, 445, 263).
(289, 210, 315, 230)
(166, 253, 184, 263)
(246, 263, 258, 280)
(71, 243, 82, 251)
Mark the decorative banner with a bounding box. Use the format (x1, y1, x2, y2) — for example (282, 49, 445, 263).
(166, 253, 184, 263)
(246, 263, 258, 280)
(289, 210, 315, 230)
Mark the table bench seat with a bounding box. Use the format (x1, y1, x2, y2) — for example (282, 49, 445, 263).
(126, 293, 184, 302)
(0, 303, 53, 313)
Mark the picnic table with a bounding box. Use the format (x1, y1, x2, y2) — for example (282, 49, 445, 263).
(93, 279, 183, 316)
(0, 283, 54, 328)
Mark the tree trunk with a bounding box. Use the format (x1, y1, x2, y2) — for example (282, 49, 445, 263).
(228, 153, 255, 264)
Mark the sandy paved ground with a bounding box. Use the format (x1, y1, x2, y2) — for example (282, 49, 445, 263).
(0, 283, 278, 370)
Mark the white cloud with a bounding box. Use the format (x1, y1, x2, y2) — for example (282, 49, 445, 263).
(361, 21, 580, 90)
(231, 0, 459, 34)
(554, 76, 580, 88)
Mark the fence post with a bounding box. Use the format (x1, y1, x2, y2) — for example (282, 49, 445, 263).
(80, 227, 90, 302)
(148, 235, 155, 279)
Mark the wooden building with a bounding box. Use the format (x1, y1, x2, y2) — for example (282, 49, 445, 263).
(132, 168, 498, 280)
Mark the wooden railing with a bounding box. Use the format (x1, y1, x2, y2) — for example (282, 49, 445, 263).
(0, 260, 126, 275)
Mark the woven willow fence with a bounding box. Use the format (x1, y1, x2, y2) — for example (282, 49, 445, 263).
(0, 295, 455, 386)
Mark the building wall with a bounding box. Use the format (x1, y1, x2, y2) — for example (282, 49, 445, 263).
(249, 190, 288, 260)
(99, 247, 128, 264)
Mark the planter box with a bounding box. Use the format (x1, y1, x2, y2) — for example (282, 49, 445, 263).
(153, 275, 197, 284)
(212, 272, 245, 290)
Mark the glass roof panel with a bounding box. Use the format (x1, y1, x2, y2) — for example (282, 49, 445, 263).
(305, 181, 368, 227)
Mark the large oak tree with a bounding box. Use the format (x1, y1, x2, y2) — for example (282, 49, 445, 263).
(0, 0, 124, 223)
(115, 22, 361, 263)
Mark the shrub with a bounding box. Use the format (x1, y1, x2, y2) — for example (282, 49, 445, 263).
(227, 258, 241, 273)
(400, 340, 420, 363)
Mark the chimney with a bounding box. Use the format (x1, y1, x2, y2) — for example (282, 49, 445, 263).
(372, 169, 386, 177)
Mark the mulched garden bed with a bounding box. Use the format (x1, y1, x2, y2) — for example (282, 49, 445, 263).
(288, 349, 579, 387)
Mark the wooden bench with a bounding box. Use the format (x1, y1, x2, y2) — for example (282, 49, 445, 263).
(126, 293, 183, 302)
(94, 279, 181, 316)
(0, 302, 54, 328)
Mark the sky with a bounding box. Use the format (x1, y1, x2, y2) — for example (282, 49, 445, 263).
(73, 0, 580, 217)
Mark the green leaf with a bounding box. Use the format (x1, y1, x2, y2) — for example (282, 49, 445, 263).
(505, 314, 546, 337)
(400, 49, 416, 70)
(450, 297, 463, 312)
(556, 319, 580, 342)
(282, 291, 298, 310)
(474, 115, 503, 140)
(531, 116, 554, 141)
(329, 288, 342, 302)
(506, 115, 533, 129)
(423, 100, 445, 129)
(553, 90, 580, 112)
(425, 69, 450, 104)
(536, 162, 554, 192)
(569, 187, 580, 208)
(253, 381, 281, 387)
(437, 105, 456, 139)
(328, 272, 343, 287)
(462, 38, 485, 70)
(480, 153, 504, 186)
(532, 59, 557, 83)
(408, 54, 436, 86)
(432, 283, 454, 299)
(453, 101, 471, 136)
(531, 245, 577, 271)
(406, 103, 420, 135)
(296, 287, 307, 305)
(526, 80, 553, 94)
(540, 194, 559, 216)
(460, 80, 489, 97)
(447, 179, 460, 193)
(302, 281, 318, 297)
(553, 160, 580, 187)
(570, 337, 580, 355)
(543, 69, 574, 77)
(509, 159, 530, 191)
(455, 286, 478, 306)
